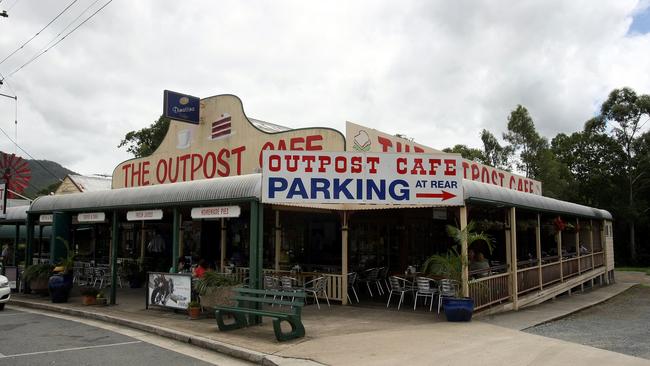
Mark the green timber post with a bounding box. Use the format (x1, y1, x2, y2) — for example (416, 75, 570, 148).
(13, 224, 20, 266)
(248, 200, 263, 325)
(26, 214, 34, 268)
(172, 208, 180, 272)
(110, 211, 119, 305)
(51, 212, 71, 264)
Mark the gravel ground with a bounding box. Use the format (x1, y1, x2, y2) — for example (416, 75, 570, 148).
(525, 284, 650, 359)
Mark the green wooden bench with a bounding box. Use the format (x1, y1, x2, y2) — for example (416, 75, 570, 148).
(214, 287, 306, 342)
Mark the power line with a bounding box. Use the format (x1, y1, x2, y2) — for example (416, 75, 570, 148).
(0, 125, 63, 182)
(0, 0, 79, 66)
(39, 0, 104, 52)
(3, 0, 112, 79)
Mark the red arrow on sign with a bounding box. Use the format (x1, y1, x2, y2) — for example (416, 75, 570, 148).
(415, 191, 456, 201)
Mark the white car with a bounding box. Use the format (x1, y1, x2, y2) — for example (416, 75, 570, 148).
(0, 275, 10, 310)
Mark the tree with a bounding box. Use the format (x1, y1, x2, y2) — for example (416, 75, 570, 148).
(600, 87, 650, 260)
(118, 115, 170, 158)
(442, 144, 486, 162)
(480, 129, 512, 170)
(503, 105, 547, 178)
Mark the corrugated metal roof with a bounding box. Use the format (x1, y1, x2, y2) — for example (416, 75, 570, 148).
(463, 179, 613, 220)
(30, 174, 261, 213)
(250, 118, 291, 133)
(69, 174, 112, 192)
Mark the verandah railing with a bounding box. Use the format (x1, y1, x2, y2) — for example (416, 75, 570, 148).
(469, 272, 510, 310)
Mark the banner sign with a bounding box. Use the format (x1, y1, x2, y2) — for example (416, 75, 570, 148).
(346, 121, 542, 195)
(0, 183, 5, 219)
(77, 212, 106, 223)
(127, 209, 163, 221)
(164, 90, 200, 124)
(146, 272, 191, 310)
(191, 205, 241, 219)
(39, 214, 53, 223)
(262, 151, 463, 205)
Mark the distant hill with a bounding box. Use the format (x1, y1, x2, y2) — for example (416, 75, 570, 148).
(1, 151, 77, 198)
(26, 158, 77, 197)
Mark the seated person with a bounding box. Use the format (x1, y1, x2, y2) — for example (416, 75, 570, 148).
(469, 252, 491, 278)
(193, 259, 208, 279)
(169, 257, 189, 273)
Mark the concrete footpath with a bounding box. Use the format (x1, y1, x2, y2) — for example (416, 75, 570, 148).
(8, 272, 650, 366)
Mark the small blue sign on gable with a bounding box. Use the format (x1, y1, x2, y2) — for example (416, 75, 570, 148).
(163, 90, 200, 124)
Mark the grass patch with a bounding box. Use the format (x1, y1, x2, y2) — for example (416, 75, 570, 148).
(616, 267, 650, 275)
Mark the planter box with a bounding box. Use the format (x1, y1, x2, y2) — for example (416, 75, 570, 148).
(442, 297, 474, 322)
(199, 286, 237, 310)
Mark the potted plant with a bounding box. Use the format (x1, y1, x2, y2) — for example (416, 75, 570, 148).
(96, 291, 108, 305)
(80, 287, 99, 305)
(48, 237, 75, 303)
(422, 221, 494, 322)
(22, 263, 54, 294)
(187, 300, 201, 319)
(194, 272, 241, 310)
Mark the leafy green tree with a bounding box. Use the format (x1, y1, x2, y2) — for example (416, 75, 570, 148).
(442, 144, 486, 162)
(480, 129, 512, 170)
(503, 105, 547, 178)
(600, 88, 650, 259)
(118, 115, 170, 158)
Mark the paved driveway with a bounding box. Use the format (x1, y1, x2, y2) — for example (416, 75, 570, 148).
(526, 284, 650, 360)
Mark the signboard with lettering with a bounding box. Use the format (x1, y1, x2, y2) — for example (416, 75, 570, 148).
(346, 121, 542, 195)
(113, 94, 345, 188)
(0, 183, 5, 219)
(191, 205, 241, 219)
(39, 214, 53, 223)
(164, 90, 200, 124)
(78, 212, 106, 223)
(127, 209, 163, 221)
(262, 151, 463, 205)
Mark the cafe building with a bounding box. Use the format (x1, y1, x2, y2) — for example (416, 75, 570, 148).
(3, 92, 615, 313)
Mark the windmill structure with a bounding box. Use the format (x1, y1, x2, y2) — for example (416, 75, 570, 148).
(1, 152, 31, 198)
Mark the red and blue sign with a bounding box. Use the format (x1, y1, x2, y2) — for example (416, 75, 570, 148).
(262, 151, 463, 205)
(164, 90, 200, 124)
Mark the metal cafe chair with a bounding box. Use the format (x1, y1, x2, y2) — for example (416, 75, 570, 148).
(358, 268, 382, 297)
(437, 279, 459, 314)
(386, 276, 414, 310)
(414, 277, 438, 311)
(279, 276, 301, 303)
(347, 272, 360, 303)
(303, 276, 330, 309)
(264, 276, 281, 304)
(377, 267, 389, 294)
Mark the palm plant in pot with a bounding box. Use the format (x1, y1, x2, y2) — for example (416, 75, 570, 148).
(422, 221, 494, 321)
(48, 237, 75, 303)
(22, 263, 54, 294)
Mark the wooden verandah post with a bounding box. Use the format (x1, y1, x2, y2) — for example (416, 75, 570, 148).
(460, 206, 469, 298)
(341, 210, 349, 305)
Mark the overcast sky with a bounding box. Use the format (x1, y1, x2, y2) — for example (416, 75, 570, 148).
(1, 0, 649, 186)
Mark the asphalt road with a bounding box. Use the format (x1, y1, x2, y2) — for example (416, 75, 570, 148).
(0, 307, 252, 366)
(525, 284, 650, 360)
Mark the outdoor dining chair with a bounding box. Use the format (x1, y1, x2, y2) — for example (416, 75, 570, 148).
(386, 276, 414, 310)
(347, 272, 360, 303)
(377, 267, 389, 294)
(437, 279, 459, 314)
(264, 276, 281, 303)
(303, 276, 330, 309)
(414, 277, 438, 311)
(358, 268, 382, 297)
(279, 276, 301, 302)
